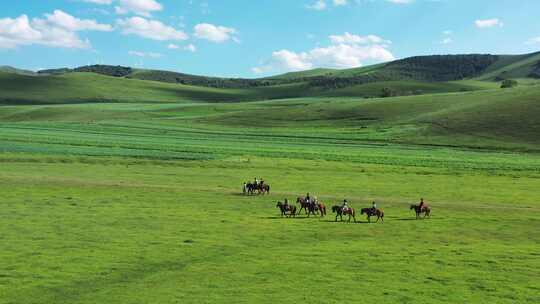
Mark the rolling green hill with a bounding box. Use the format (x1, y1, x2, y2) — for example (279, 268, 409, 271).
(1, 51, 539, 105)
(0, 66, 37, 76)
(0, 71, 249, 104)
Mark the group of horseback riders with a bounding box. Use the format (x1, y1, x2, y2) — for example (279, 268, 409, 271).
(277, 194, 430, 222)
(243, 177, 270, 195)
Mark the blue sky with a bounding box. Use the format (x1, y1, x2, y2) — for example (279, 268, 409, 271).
(1, 0, 539, 77)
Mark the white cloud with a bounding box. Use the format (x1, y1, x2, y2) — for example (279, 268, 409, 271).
(44, 10, 112, 31)
(0, 11, 111, 49)
(307, 0, 327, 10)
(475, 18, 503, 28)
(128, 50, 162, 58)
(115, 0, 163, 17)
(168, 43, 196, 52)
(252, 32, 395, 74)
(184, 43, 197, 52)
(193, 23, 237, 43)
(81, 0, 113, 4)
(117, 17, 188, 41)
(525, 37, 540, 45)
(333, 0, 348, 5)
(329, 32, 390, 45)
(440, 37, 452, 44)
(386, 0, 414, 4)
(440, 30, 453, 44)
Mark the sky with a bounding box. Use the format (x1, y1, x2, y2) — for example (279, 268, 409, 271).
(1, 0, 540, 78)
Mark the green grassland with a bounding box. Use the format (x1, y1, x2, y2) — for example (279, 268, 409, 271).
(1, 80, 540, 303)
(1, 52, 540, 303)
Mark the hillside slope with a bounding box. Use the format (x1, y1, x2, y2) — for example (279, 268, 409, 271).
(198, 85, 540, 150)
(2, 52, 539, 105)
(0, 71, 249, 104)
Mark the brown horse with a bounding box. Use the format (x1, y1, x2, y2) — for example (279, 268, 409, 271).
(410, 204, 430, 219)
(247, 183, 270, 195)
(360, 208, 384, 223)
(332, 205, 356, 222)
(258, 183, 270, 195)
(297, 197, 326, 217)
(276, 202, 296, 218)
(296, 197, 311, 215)
(308, 201, 326, 217)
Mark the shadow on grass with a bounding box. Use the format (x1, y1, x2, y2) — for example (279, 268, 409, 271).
(262, 216, 314, 220)
(321, 219, 372, 224)
(392, 217, 441, 221)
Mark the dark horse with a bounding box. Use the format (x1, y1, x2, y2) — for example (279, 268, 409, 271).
(360, 208, 384, 223)
(246, 183, 270, 195)
(332, 205, 356, 222)
(410, 204, 431, 219)
(276, 201, 296, 218)
(296, 197, 326, 217)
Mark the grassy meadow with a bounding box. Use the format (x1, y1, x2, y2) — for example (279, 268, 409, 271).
(1, 82, 539, 303)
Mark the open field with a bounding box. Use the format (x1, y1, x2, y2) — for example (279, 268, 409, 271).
(1, 84, 539, 303)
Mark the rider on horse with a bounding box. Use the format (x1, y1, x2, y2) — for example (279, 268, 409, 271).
(371, 201, 377, 213)
(341, 199, 349, 212)
(284, 198, 290, 211)
(419, 198, 426, 211)
(306, 193, 311, 204)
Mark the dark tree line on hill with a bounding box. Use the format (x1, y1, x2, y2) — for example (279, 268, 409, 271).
(305, 55, 500, 90)
(126, 70, 276, 88)
(529, 61, 540, 79)
(38, 65, 133, 77)
(383, 54, 499, 81)
(34, 55, 502, 91)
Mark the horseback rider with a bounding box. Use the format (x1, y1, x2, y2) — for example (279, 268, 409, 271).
(419, 198, 425, 211)
(254, 177, 259, 186)
(341, 199, 349, 213)
(306, 193, 311, 204)
(260, 178, 264, 187)
(371, 201, 377, 213)
(284, 198, 290, 211)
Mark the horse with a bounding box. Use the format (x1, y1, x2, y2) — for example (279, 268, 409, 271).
(297, 197, 311, 215)
(360, 208, 384, 223)
(246, 182, 270, 195)
(332, 205, 356, 222)
(297, 197, 326, 217)
(410, 204, 431, 219)
(276, 201, 296, 218)
(258, 183, 270, 195)
(309, 201, 326, 217)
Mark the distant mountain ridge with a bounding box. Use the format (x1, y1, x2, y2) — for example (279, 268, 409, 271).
(1, 51, 539, 105)
(22, 51, 540, 90)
